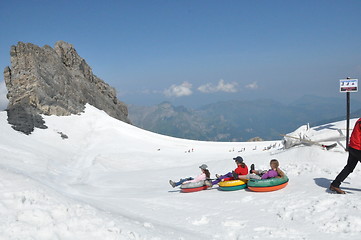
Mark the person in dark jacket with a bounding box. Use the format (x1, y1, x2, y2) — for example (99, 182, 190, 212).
(330, 118, 361, 194)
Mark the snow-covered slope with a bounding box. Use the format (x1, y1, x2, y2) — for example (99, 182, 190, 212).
(0, 105, 360, 240)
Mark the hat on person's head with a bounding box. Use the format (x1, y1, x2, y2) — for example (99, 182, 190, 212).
(199, 164, 208, 170)
(233, 156, 243, 163)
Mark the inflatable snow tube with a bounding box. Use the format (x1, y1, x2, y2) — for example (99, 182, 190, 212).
(180, 181, 205, 189)
(219, 179, 247, 187)
(219, 180, 248, 191)
(181, 186, 208, 193)
(222, 177, 233, 181)
(219, 184, 247, 191)
(180, 181, 207, 193)
(248, 182, 288, 192)
(247, 176, 289, 192)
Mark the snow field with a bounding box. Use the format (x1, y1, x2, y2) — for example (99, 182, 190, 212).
(1, 105, 361, 239)
(0, 169, 138, 240)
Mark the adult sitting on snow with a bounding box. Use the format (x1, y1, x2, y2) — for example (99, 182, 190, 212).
(234, 159, 285, 180)
(169, 164, 211, 188)
(330, 118, 361, 194)
(205, 156, 248, 187)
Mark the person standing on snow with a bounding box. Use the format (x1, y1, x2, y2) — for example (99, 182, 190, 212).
(330, 118, 361, 194)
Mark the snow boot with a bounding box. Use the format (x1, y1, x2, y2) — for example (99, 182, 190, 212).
(250, 164, 255, 174)
(329, 184, 346, 194)
(232, 171, 239, 180)
(169, 180, 176, 188)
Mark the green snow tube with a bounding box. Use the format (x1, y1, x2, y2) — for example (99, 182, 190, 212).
(247, 176, 289, 188)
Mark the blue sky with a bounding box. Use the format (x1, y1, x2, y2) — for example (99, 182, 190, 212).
(1, 0, 361, 109)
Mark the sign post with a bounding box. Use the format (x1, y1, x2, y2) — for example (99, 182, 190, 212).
(340, 78, 358, 151)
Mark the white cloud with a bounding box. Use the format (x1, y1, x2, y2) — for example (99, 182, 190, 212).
(245, 81, 259, 90)
(163, 82, 193, 97)
(198, 79, 238, 93)
(0, 81, 8, 110)
(197, 83, 213, 93)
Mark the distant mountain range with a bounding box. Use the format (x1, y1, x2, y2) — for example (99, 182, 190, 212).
(128, 95, 361, 141)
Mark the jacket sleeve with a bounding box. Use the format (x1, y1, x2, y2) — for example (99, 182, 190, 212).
(182, 173, 206, 184)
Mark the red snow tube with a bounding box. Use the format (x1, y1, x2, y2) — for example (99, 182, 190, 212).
(222, 177, 234, 181)
(180, 181, 208, 193)
(181, 185, 208, 193)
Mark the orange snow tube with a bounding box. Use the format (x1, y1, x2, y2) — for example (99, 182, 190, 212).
(247, 176, 289, 192)
(248, 181, 288, 192)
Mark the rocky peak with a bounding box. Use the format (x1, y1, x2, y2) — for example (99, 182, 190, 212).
(4, 41, 131, 134)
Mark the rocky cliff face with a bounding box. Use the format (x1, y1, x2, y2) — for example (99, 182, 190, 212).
(4, 41, 130, 134)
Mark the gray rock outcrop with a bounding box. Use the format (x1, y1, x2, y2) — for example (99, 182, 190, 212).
(4, 41, 130, 134)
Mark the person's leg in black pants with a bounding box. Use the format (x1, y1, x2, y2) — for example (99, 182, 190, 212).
(331, 147, 361, 188)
